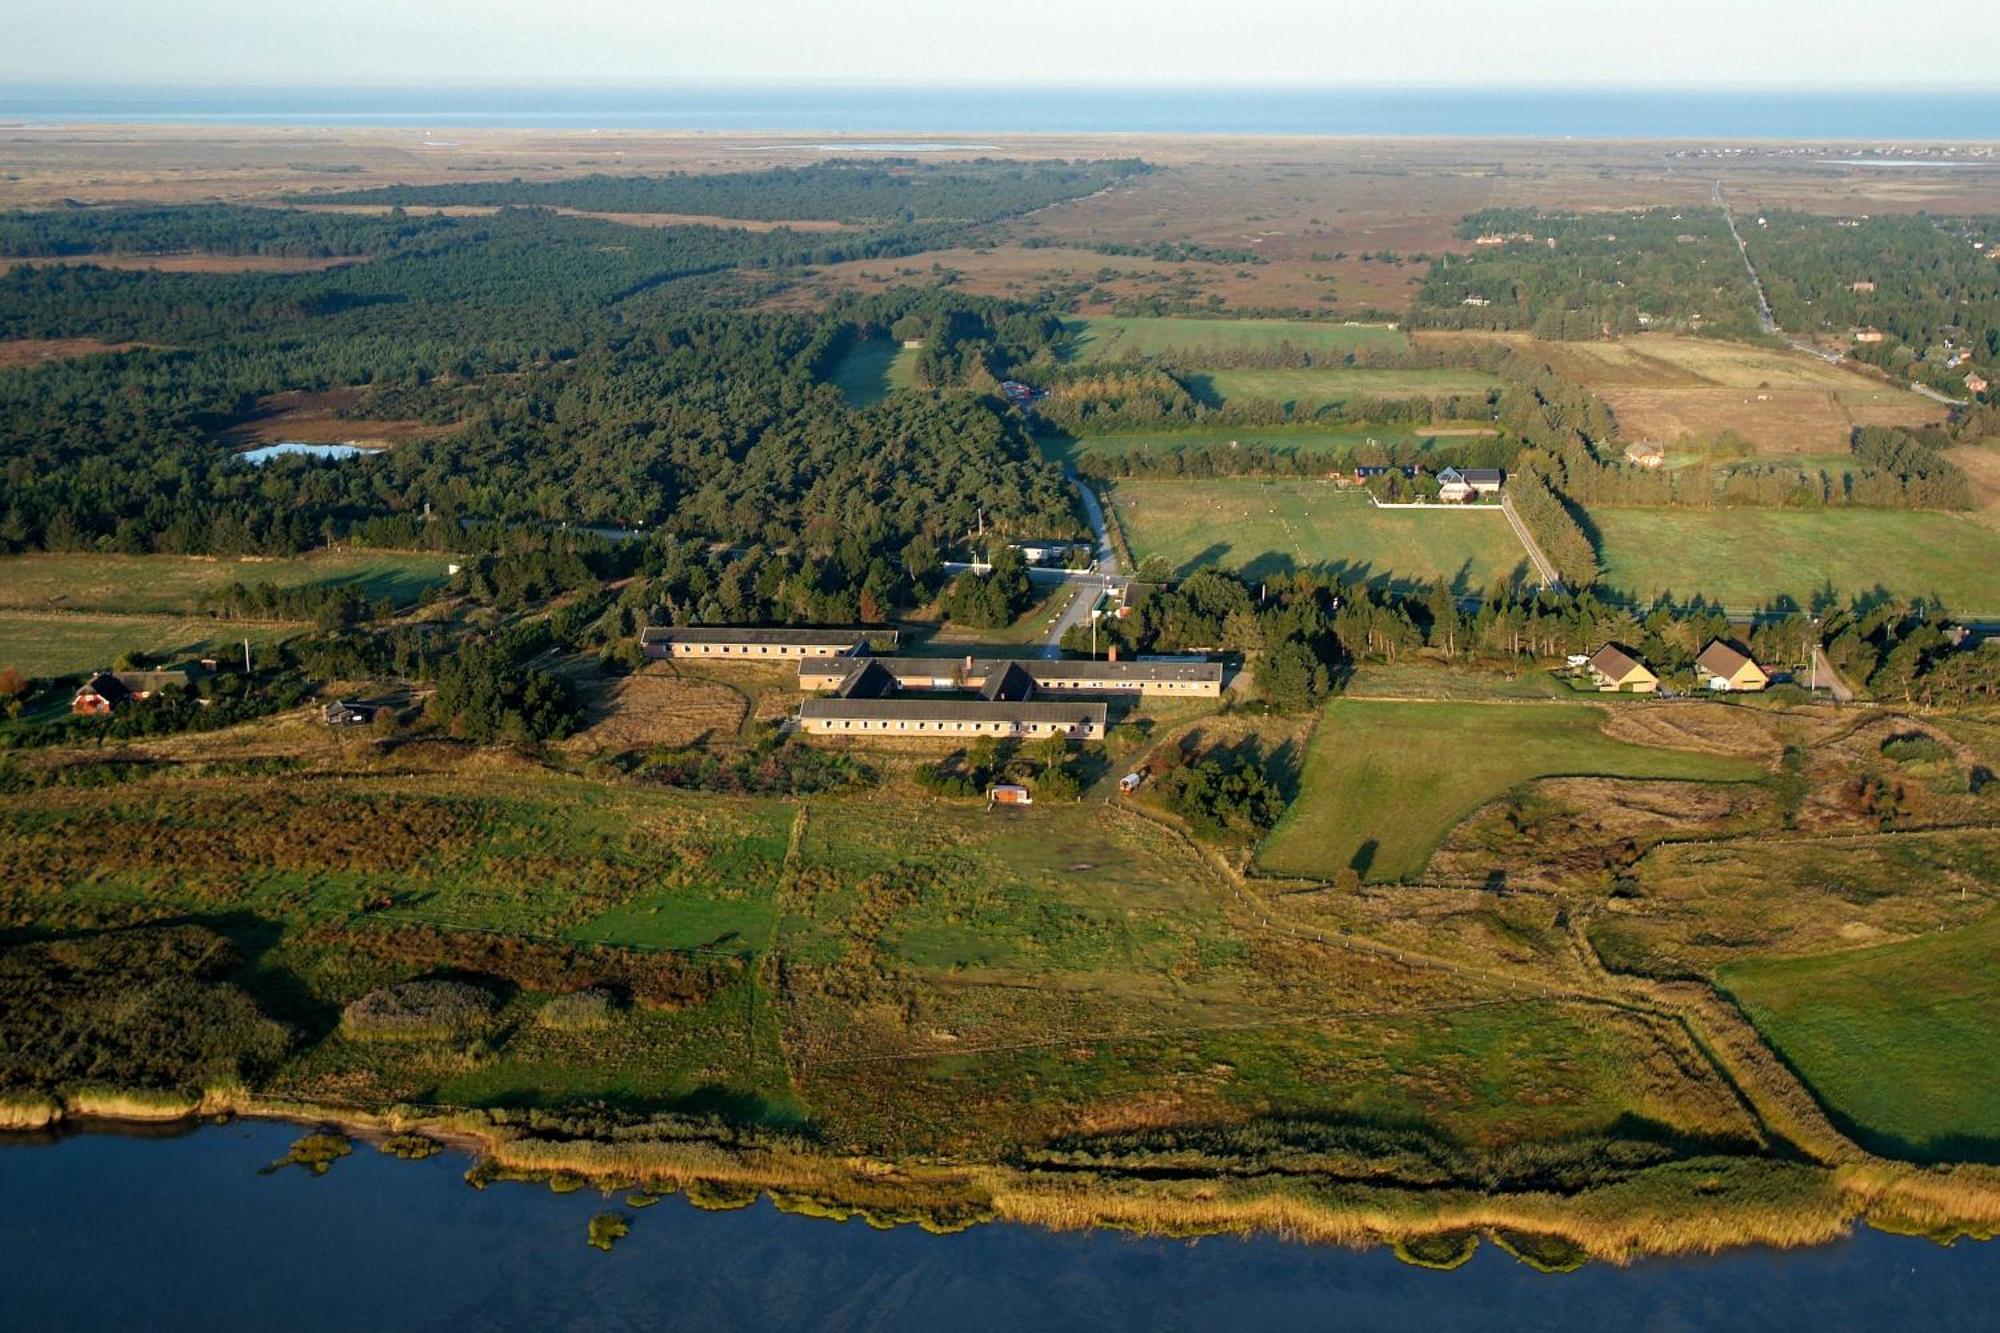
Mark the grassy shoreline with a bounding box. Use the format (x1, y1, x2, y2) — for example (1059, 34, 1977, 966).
(10, 1092, 2000, 1266)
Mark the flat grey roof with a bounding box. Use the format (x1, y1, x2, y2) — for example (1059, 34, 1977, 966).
(798, 655, 965, 677)
(1026, 659, 1222, 683)
(800, 698, 1106, 725)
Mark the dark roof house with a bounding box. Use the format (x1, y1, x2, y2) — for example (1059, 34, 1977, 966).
(71, 669, 194, 716)
(978, 661, 1037, 702)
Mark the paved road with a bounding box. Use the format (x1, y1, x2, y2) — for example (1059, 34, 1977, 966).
(1498, 491, 1565, 595)
(1715, 180, 1777, 335)
(1068, 470, 1121, 579)
(1912, 382, 1972, 408)
(1040, 471, 1124, 657)
(942, 561, 1100, 585)
(1809, 643, 1858, 703)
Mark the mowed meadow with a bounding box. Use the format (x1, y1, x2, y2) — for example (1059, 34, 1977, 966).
(0, 551, 454, 676)
(1108, 478, 1531, 589)
(825, 337, 922, 407)
(0, 551, 452, 616)
(1590, 508, 2000, 615)
(1416, 331, 1943, 458)
(1066, 316, 1408, 362)
(1720, 912, 2000, 1161)
(1258, 698, 1766, 882)
(1182, 366, 1500, 410)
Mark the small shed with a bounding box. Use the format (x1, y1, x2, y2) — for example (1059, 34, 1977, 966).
(323, 700, 377, 726)
(1118, 772, 1144, 794)
(989, 784, 1033, 807)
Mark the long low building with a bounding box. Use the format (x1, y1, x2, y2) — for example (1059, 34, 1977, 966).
(641, 626, 896, 661)
(797, 697, 1105, 740)
(796, 654, 1222, 697)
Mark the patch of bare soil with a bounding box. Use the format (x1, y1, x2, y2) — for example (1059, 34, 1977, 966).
(218, 388, 464, 448)
(5, 253, 367, 273)
(1432, 777, 1774, 891)
(286, 203, 852, 232)
(0, 337, 153, 369)
(559, 671, 748, 753)
(1598, 702, 1784, 763)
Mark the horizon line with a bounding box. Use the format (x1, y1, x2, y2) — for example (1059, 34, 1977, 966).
(7, 79, 2000, 96)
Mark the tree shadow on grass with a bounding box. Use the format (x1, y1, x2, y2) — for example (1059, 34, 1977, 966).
(463, 1082, 816, 1137)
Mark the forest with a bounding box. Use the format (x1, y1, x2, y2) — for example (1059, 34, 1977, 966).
(289, 158, 1151, 224)
(1409, 207, 1765, 340)
(1746, 210, 1999, 394)
(0, 196, 1083, 571)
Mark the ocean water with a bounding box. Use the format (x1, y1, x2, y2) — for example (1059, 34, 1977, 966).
(4, 85, 2000, 139)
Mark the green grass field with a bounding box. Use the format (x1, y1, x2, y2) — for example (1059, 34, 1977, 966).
(1183, 367, 1501, 409)
(1591, 508, 2000, 615)
(1108, 478, 1530, 588)
(1258, 699, 1765, 882)
(827, 338, 921, 407)
(0, 613, 299, 678)
(1720, 913, 2000, 1160)
(1036, 425, 1500, 468)
(0, 551, 453, 616)
(1066, 317, 1408, 363)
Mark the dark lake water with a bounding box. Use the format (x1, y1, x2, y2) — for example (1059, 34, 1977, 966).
(2, 1120, 1996, 1332)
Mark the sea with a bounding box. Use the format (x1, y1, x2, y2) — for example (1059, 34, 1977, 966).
(4, 86, 2000, 140)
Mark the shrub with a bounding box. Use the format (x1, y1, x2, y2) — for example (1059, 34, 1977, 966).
(265, 1132, 352, 1176)
(587, 1213, 630, 1251)
(1034, 767, 1083, 802)
(913, 762, 982, 798)
(340, 979, 497, 1042)
(0, 925, 288, 1095)
(635, 741, 874, 796)
(428, 641, 580, 744)
(685, 1179, 760, 1211)
(379, 1134, 443, 1160)
(1392, 1230, 1479, 1270)
(309, 923, 734, 1009)
(1881, 734, 1950, 766)
(538, 988, 620, 1032)
(1155, 751, 1284, 842)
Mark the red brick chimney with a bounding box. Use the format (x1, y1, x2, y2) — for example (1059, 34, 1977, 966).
(1108, 645, 1119, 662)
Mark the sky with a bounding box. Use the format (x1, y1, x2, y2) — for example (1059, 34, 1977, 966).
(7, 0, 1997, 90)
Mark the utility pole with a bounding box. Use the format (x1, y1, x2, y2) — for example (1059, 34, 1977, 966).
(242, 638, 251, 673)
